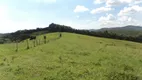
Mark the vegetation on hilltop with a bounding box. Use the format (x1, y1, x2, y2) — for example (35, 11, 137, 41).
(1, 23, 142, 44)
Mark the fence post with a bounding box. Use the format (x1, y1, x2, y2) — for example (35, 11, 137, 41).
(44, 36, 46, 44)
(33, 40, 36, 47)
(26, 39, 29, 49)
(36, 39, 38, 45)
(15, 41, 18, 52)
(39, 39, 40, 45)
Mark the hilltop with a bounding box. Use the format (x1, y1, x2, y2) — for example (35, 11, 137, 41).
(1, 23, 142, 44)
(0, 32, 142, 80)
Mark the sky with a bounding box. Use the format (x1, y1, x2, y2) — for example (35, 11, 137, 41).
(0, 0, 142, 33)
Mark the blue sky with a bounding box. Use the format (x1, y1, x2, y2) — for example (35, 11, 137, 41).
(0, 0, 142, 33)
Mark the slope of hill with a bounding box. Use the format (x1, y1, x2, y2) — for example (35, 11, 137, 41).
(0, 32, 142, 80)
(98, 25, 142, 36)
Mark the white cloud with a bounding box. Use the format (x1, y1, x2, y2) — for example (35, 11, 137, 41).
(120, 0, 133, 3)
(106, 0, 122, 7)
(74, 5, 89, 13)
(118, 16, 132, 22)
(94, 0, 142, 7)
(134, 0, 142, 4)
(117, 16, 140, 26)
(116, 5, 142, 26)
(98, 14, 121, 27)
(91, 7, 112, 14)
(94, 0, 105, 4)
(121, 0, 142, 5)
(98, 14, 116, 23)
(106, 0, 135, 7)
(98, 12, 142, 27)
(118, 5, 142, 16)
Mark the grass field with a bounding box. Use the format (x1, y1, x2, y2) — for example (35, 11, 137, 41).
(0, 32, 142, 80)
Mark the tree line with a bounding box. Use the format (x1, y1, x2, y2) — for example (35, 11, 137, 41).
(1, 23, 142, 43)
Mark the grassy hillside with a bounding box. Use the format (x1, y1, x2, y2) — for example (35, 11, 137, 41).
(0, 32, 142, 80)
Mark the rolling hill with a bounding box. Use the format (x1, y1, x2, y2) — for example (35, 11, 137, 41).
(98, 25, 142, 36)
(0, 32, 142, 80)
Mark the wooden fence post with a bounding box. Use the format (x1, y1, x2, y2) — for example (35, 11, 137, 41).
(39, 39, 40, 45)
(33, 40, 36, 47)
(15, 41, 18, 52)
(26, 39, 29, 49)
(44, 36, 46, 44)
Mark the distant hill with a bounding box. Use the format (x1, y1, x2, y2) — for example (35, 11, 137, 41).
(97, 25, 142, 36)
(0, 34, 4, 37)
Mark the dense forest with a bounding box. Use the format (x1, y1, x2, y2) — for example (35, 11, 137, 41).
(1, 23, 142, 44)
